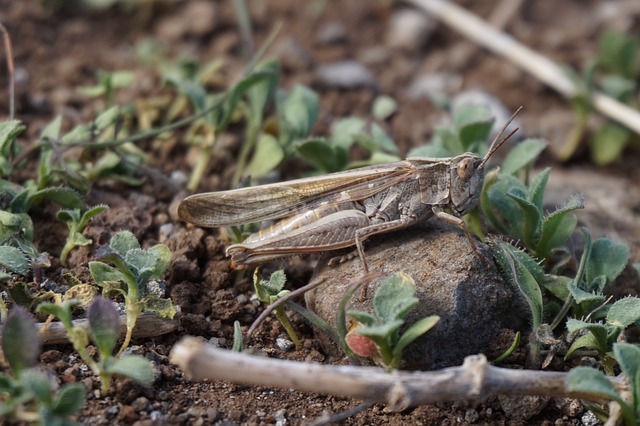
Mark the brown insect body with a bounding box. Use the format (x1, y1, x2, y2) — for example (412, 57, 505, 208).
(178, 109, 519, 272)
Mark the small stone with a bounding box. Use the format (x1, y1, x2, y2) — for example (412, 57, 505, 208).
(553, 398, 584, 417)
(315, 22, 347, 45)
(274, 409, 287, 426)
(498, 395, 550, 421)
(275, 337, 295, 352)
(464, 408, 479, 423)
(316, 60, 376, 89)
(145, 279, 167, 298)
(270, 37, 313, 70)
(170, 170, 188, 187)
(581, 411, 600, 426)
(131, 396, 150, 413)
(150, 411, 164, 422)
(159, 223, 175, 242)
(386, 8, 434, 51)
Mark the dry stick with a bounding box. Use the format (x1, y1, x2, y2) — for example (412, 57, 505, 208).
(406, 0, 640, 135)
(171, 337, 628, 411)
(32, 313, 179, 345)
(0, 22, 15, 119)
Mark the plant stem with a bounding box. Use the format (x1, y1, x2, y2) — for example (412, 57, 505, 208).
(274, 307, 300, 347)
(187, 131, 216, 192)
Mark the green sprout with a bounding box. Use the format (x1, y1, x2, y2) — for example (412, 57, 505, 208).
(37, 297, 154, 395)
(57, 205, 109, 266)
(0, 307, 86, 425)
(88, 231, 175, 356)
(345, 273, 439, 371)
(253, 269, 300, 347)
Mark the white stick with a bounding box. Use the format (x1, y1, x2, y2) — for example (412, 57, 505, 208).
(170, 337, 627, 411)
(407, 0, 640, 135)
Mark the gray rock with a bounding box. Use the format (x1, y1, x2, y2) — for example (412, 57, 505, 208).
(315, 22, 348, 45)
(386, 8, 434, 51)
(498, 394, 550, 420)
(316, 60, 377, 89)
(305, 221, 527, 370)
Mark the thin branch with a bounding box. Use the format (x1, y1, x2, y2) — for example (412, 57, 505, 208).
(31, 312, 179, 345)
(407, 0, 640, 135)
(171, 337, 628, 411)
(0, 22, 15, 119)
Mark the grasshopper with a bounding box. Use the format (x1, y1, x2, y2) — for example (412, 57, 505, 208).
(178, 110, 519, 272)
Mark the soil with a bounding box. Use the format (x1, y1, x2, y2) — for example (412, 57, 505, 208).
(1, 1, 639, 425)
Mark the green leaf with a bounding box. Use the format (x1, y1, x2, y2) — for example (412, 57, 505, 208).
(142, 295, 176, 319)
(87, 296, 121, 358)
(296, 139, 348, 173)
(565, 318, 609, 356)
(434, 127, 463, 155)
(125, 248, 158, 278)
(490, 240, 544, 328)
(331, 117, 366, 150)
(89, 261, 128, 286)
(0, 246, 31, 276)
(51, 383, 86, 416)
(20, 368, 52, 405)
(567, 366, 622, 402)
(109, 231, 140, 257)
(481, 173, 528, 237)
(347, 311, 377, 327)
(0, 120, 26, 152)
(372, 95, 397, 120)
(28, 187, 84, 210)
(232, 320, 243, 352)
(506, 189, 541, 249)
(36, 300, 77, 330)
(613, 342, 640, 418)
(590, 122, 630, 166)
(373, 272, 418, 323)
(40, 115, 63, 141)
(107, 355, 154, 387)
(586, 238, 629, 288)
(607, 297, 640, 328)
(500, 139, 548, 175)
(567, 283, 605, 305)
(528, 168, 551, 212)
(278, 84, 319, 147)
(369, 123, 399, 155)
(244, 134, 284, 179)
(393, 315, 440, 359)
(537, 209, 579, 259)
(356, 319, 405, 339)
(148, 244, 172, 279)
(2, 307, 41, 374)
(93, 106, 121, 131)
(247, 60, 280, 123)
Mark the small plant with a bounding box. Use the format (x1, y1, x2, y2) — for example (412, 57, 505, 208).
(253, 269, 300, 346)
(0, 307, 86, 425)
(567, 343, 640, 425)
(37, 297, 155, 395)
(88, 231, 174, 355)
(57, 205, 109, 266)
(481, 167, 584, 260)
(344, 272, 440, 370)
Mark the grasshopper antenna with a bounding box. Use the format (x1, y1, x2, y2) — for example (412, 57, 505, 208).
(479, 105, 523, 169)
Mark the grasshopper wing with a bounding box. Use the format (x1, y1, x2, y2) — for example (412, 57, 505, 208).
(178, 161, 415, 227)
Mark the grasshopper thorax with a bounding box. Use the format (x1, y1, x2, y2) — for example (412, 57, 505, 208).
(449, 153, 484, 216)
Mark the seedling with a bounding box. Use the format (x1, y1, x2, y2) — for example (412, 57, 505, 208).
(345, 273, 439, 370)
(37, 297, 154, 395)
(57, 205, 109, 266)
(88, 231, 174, 355)
(253, 269, 300, 347)
(0, 307, 86, 424)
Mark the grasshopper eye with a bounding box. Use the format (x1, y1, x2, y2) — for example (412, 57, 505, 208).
(456, 158, 473, 180)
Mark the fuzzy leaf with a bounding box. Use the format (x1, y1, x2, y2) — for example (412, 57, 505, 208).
(506, 189, 541, 248)
(369, 123, 399, 155)
(613, 342, 640, 417)
(373, 273, 418, 323)
(537, 210, 578, 259)
(393, 315, 440, 359)
(586, 238, 629, 288)
(567, 366, 621, 402)
(490, 240, 544, 328)
(607, 297, 640, 328)
(28, 187, 84, 210)
(88, 296, 121, 358)
(142, 295, 176, 319)
(331, 117, 365, 150)
(51, 383, 86, 416)
(89, 261, 128, 286)
(500, 139, 548, 175)
(356, 319, 405, 340)
(372, 95, 397, 121)
(0, 245, 31, 276)
(148, 244, 171, 279)
(107, 355, 154, 387)
(2, 307, 40, 373)
(347, 311, 377, 327)
(109, 231, 140, 257)
(278, 84, 319, 147)
(20, 368, 52, 404)
(244, 134, 284, 179)
(482, 173, 528, 237)
(296, 139, 348, 173)
(565, 318, 609, 356)
(590, 122, 630, 165)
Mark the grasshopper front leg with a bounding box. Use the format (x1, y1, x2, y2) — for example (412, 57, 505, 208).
(432, 206, 489, 263)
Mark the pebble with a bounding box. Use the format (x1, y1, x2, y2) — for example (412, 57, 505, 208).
(132, 396, 150, 413)
(316, 60, 376, 89)
(386, 8, 434, 51)
(464, 408, 479, 423)
(159, 223, 175, 242)
(170, 170, 188, 187)
(156, 1, 218, 40)
(315, 21, 348, 45)
(275, 337, 295, 352)
(580, 411, 600, 426)
(270, 37, 313, 70)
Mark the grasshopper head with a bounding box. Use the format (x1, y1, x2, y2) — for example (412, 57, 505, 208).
(449, 153, 484, 216)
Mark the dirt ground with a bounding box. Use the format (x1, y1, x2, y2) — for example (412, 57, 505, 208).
(2, 0, 640, 425)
